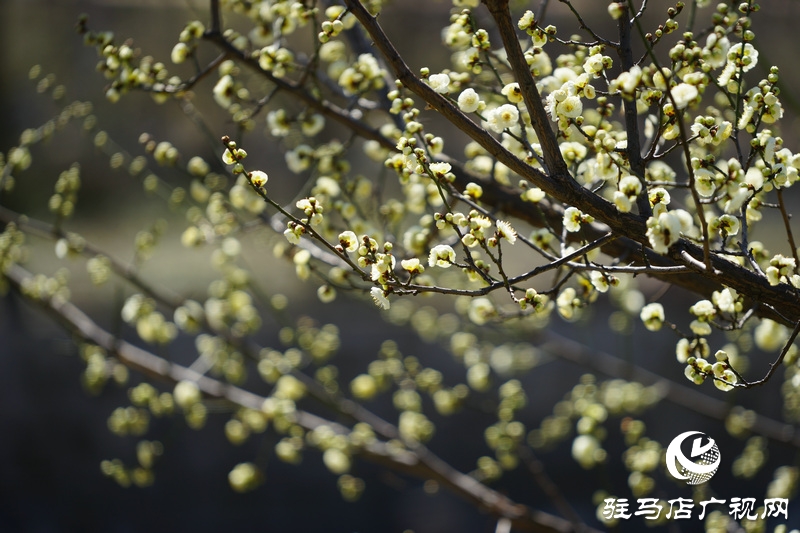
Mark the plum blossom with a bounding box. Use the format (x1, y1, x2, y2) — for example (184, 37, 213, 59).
(457, 88, 482, 113)
(428, 73, 451, 94)
(428, 244, 456, 267)
(370, 287, 390, 310)
(495, 220, 517, 244)
(646, 212, 682, 254)
(487, 104, 519, 132)
(670, 83, 698, 109)
(640, 303, 665, 331)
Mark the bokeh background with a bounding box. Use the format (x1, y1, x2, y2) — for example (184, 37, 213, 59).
(2, 1, 800, 532)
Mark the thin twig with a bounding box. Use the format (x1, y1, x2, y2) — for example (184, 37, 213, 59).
(776, 188, 800, 274)
(518, 446, 590, 532)
(540, 329, 800, 448)
(735, 319, 800, 389)
(556, 0, 618, 48)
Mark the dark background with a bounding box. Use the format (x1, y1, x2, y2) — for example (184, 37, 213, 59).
(2, 1, 800, 532)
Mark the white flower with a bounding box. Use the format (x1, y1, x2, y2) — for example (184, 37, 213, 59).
(737, 104, 756, 130)
(649, 187, 671, 207)
(323, 448, 351, 474)
(690, 319, 712, 336)
(613, 192, 632, 213)
(640, 303, 665, 331)
(589, 271, 612, 293)
(614, 175, 642, 213)
(370, 287, 390, 310)
(690, 299, 715, 318)
(693, 167, 718, 197)
(370, 253, 396, 281)
(712, 288, 737, 314)
(285, 145, 314, 174)
(676, 339, 691, 363)
(522, 188, 546, 202)
(556, 95, 583, 118)
(338, 231, 359, 252)
(559, 142, 587, 162)
(468, 298, 495, 325)
(249, 170, 268, 188)
(612, 65, 642, 95)
(317, 285, 336, 303)
(646, 212, 682, 254)
(465, 182, 483, 199)
(428, 244, 456, 267)
(171, 42, 190, 64)
(400, 258, 424, 274)
(583, 53, 605, 76)
(563, 207, 590, 233)
(572, 434, 601, 469)
(754, 319, 786, 351)
(714, 369, 737, 392)
(557, 287, 578, 319)
(300, 114, 325, 137)
(429, 162, 452, 179)
(284, 227, 301, 244)
(544, 90, 562, 121)
(501, 82, 523, 103)
(727, 42, 758, 72)
(766, 266, 781, 286)
(703, 34, 730, 69)
(607, 2, 625, 20)
(267, 109, 290, 137)
(725, 188, 752, 216)
(495, 220, 517, 244)
(712, 214, 739, 237)
(222, 148, 236, 165)
(670, 83, 698, 110)
(428, 73, 451, 94)
(619, 175, 642, 197)
(213, 75, 235, 108)
(487, 104, 519, 132)
(319, 41, 346, 62)
(458, 88, 482, 113)
(174, 380, 201, 410)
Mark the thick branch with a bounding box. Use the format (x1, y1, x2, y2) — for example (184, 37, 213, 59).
(342, 0, 800, 328)
(616, 3, 651, 217)
(482, 0, 568, 177)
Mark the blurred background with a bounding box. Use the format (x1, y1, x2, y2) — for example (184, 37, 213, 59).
(2, 1, 800, 532)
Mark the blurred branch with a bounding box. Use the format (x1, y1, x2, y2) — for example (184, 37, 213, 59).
(3, 261, 600, 533)
(540, 329, 800, 449)
(0, 205, 183, 308)
(209, 0, 221, 34)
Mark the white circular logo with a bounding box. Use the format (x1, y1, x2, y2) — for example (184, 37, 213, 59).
(665, 431, 721, 485)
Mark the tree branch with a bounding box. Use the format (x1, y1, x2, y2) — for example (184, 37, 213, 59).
(342, 0, 800, 329)
(483, 0, 569, 177)
(3, 261, 599, 533)
(616, 3, 651, 217)
(540, 329, 800, 449)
